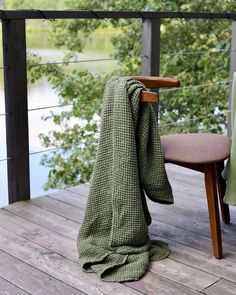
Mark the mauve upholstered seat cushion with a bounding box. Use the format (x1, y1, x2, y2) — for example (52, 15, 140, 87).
(161, 133, 231, 164)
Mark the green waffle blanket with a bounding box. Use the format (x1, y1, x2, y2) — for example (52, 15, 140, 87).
(223, 72, 236, 205)
(77, 77, 174, 282)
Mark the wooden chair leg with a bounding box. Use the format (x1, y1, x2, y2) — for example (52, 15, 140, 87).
(204, 164, 223, 259)
(215, 161, 230, 224)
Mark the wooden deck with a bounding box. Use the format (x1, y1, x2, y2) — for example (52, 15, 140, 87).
(0, 164, 236, 295)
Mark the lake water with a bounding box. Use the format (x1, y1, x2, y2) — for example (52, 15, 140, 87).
(0, 23, 118, 207)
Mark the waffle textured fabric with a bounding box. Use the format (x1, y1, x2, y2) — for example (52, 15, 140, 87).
(223, 72, 236, 205)
(77, 77, 174, 282)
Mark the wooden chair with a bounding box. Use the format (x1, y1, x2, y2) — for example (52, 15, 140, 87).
(133, 75, 232, 259)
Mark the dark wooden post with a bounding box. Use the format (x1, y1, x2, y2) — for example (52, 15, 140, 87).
(228, 21, 236, 136)
(2, 19, 30, 203)
(141, 18, 161, 76)
(141, 18, 161, 119)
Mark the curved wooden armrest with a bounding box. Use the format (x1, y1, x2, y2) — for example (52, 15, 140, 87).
(132, 75, 180, 88)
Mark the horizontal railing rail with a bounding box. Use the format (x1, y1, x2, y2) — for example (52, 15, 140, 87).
(0, 10, 236, 20)
(0, 9, 236, 205)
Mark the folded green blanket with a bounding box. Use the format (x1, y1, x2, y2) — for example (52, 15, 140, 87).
(77, 77, 174, 282)
(223, 72, 236, 205)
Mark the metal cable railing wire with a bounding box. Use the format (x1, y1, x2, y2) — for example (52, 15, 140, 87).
(28, 98, 102, 112)
(158, 114, 213, 128)
(0, 81, 230, 121)
(27, 48, 236, 68)
(0, 157, 11, 162)
(0, 47, 234, 69)
(0, 81, 230, 116)
(0, 57, 116, 69)
(1, 147, 73, 160)
(29, 143, 84, 156)
(161, 48, 236, 56)
(29, 49, 230, 67)
(26, 80, 230, 113)
(28, 103, 73, 112)
(27, 57, 116, 67)
(29, 146, 62, 155)
(159, 80, 230, 93)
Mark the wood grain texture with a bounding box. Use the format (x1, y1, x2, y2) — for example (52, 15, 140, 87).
(5, 199, 236, 284)
(67, 184, 90, 197)
(204, 164, 222, 258)
(140, 19, 160, 78)
(3, 201, 78, 239)
(50, 190, 88, 208)
(2, 19, 30, 203)
(149, 259, 218, 291)
(140, 91, 159, 103)
(0, 226, 141, 295)
(150, 220, 236, 263)
(132, 76, 180, 88)
(29, 196, 84, 223)
(0, 276, 30, 295)
(0, 208, 218, 293)
(158, 237, 236, 283)
(0, 249, 84, 295)
(203, 279, 236, 295)
(126, 272, 199, 295)
(0, 209, 77, 262)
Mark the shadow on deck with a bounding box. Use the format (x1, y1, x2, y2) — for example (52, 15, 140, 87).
(0, 164, 236, 294)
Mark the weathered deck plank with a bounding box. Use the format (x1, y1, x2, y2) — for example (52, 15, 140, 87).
(0, 226, 141, 295)
(0, 276, 30, 295)
(0, 209, 77, 262)
(4, 198, 236, 284)
(0, 206, 219, 292)
(30, 196, 84, 223)
(0, 164, 235, 295)
(125, 272, 200, 295)
(3, 201, 78, 239)
(0, 248, 85, 295)
(203, 278, 236, 295)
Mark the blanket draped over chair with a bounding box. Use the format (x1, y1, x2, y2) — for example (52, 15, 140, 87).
(77, 77, 174, 282)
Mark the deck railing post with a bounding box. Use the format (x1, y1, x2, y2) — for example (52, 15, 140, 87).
(228, 21, 236, 137)
(2, 19, 30, 203)
(141, 18, 161, 119)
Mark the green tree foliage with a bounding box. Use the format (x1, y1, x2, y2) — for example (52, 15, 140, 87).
(28, 0, 236, 189)
(3, 0, 65, 9)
